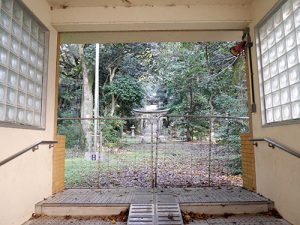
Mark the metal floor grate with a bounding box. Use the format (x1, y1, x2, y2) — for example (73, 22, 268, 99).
(127, 203, 183, 225)
(127, 204, 155, 225)
(156, 203, 183, 225)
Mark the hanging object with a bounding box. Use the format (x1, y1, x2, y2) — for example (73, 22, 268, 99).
(230, 28, 256, 113)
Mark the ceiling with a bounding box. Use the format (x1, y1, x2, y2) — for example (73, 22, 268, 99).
(46, 0, 253, 8)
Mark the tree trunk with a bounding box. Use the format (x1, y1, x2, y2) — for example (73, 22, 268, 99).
(109, 67, 117, 116)
(79, 44, 94, 152)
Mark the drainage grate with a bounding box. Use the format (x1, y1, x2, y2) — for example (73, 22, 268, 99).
(128, 203, 183, 225)
(156, 203, 183, 225)
(127, 204, 154, 225)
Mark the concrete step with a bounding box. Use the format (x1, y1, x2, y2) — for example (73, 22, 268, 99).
(35, 202, 129, 217)
(23, 215, 291, 225)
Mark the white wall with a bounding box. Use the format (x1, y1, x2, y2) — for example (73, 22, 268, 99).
(0, 1, 58, 225)
(250, 1, 300, 224)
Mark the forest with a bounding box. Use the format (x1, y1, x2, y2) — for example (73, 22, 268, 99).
(58, 42, 249, 188)
(58, 42, 248, 143)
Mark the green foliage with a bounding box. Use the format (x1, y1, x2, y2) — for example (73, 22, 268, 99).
(104, 74, 144, 116)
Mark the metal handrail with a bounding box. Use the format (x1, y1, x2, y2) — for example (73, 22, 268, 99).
(0, 140, 57, 167)
(250, 138, 300, 159)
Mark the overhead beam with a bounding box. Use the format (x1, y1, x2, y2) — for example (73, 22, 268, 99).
(61, 30, 244, 44)
(50, 5, 252, 32)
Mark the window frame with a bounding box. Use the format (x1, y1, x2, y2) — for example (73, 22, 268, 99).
(0, 0, 49, 130)
(255, 0, 300, 127)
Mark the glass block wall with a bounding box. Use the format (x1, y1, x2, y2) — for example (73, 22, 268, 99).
(257, 0, 300, 124)
(0, 0, 48, 128)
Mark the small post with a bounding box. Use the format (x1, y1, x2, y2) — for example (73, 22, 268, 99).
(131, 125, 135, 137)
(208, 116, 212, 187)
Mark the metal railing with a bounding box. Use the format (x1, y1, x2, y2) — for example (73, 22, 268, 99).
(0, 140, 57, 167)
(58, 115, 249, 189)
(250, 138, 300, 159)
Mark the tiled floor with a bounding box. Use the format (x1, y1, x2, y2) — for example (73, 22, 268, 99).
(190, 215, 291, 225)
(24, 215, 291, 225)
(41, 187, 269, 205)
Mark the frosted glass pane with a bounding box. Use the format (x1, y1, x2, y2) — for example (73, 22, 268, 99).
(27, 81, 34, 95)
(286, 31, 296, 51)
(18, 92, 25, 107)
(266, 18, 274, 35)
(288, 65, 300, 84)
(36, 72, 42, 84)
(31, 21, 39, 39)
(291, 83, 300, 101)
(268, 33, 276, 48)
(270, 61, 278, 77)
(28, 66, 35, 80)
(34, 99, 41, 111)
(271, 76, 280, 91)
(21, 44, 28, 59)
(261, 38, 268, 53)
(22, 30, 30, 47)
(35, 85, 42, 97)
(12, 22, 21, 38)
(284, 15, 294, 35)
(262, 52, 269, 67)
(295, 8, 300, 27)
(278, 55, 288, 72)
(23, 12, 31, 32)
(293, 0, 300, 10)
(0, 65, 7, 83)
(13, 2, 22, 23)
(7, 88, 16, 105)
(30, 38, 38, 52)
(34, 113, 40, 125)
(280, 72, 289, 88)
(38, 30, 45, 44)
(9, 54, 18, 69)
(274, 9, 283, 27)
(29, 51, 37, 65)
(0, 84, 5, 102)
(37, 58, 43, 71)
(27, 96, 34, 109)
(8, 71, 17, 88)
(265, 94, 273, 108)
(18, 76, 26, 91)
(260, 25, 268, 40)
(269, 46, 277, 62)
(38, 45, 44, 57)
(292, 101, 300, 118)
(287, 49, 298, 68)
(0, 47, 8, 65)
(273, 106, 282, 121)
(264, 80, 271, 94)
(0, 10, 11, 30)
(283, 1, 293, 19)
(282, 104, 292, 120)
(6, 106, 16, 121)
(19, 60, 27, 75)
(275, 24, 285, 42)
(10, 38, 20, 54)
(0, 104, 4, 120)
(26, 111, 33, 124)
(17, 109, 25, 122)
(281, 87, 291, 104)
(276, 39, 286, 57)
(0, 28, 9, 46)
(266, 108, 274, 123)
(272, 91, 281, 106)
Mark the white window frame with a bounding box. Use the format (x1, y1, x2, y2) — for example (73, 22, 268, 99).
(0, 0, 49, 130)
(256, 0, 300, 126)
